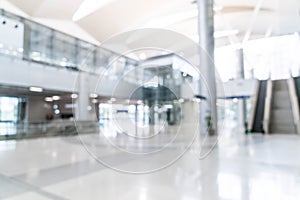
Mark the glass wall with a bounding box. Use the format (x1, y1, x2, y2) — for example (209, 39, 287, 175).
(0, 9, 138, 78)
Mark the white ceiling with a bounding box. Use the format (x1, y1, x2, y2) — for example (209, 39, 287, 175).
(1, 0, 299, 48)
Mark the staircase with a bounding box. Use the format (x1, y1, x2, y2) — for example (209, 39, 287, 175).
(269, 80, 296, 134)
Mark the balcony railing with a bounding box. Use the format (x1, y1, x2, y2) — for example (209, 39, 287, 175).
(0, 9, 138, 77)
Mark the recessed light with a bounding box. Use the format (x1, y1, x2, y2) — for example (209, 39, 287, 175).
(52, 96, 61, 101)
(71, 94, 78, 99)
(90, 93, 98, 98)
(29, 87, 43, 92)
(45, 97, 53, 102)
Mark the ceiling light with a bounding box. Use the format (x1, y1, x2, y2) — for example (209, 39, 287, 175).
(52, 96, 61, 101)
(29, 87, 43, 92)
(90, 93, 98, 98)
(45, 97, 53, 102)
(71, 94, 78, 99)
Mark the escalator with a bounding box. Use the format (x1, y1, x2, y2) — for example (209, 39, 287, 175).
(269, 79, 296, 134)
(248, 80, 268, 133)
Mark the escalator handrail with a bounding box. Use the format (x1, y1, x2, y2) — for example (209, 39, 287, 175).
(288, 78, 300, 134)
(262, 79, 273, 134)
(247, 80, 260, 131)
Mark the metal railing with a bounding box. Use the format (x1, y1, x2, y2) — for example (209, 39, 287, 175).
(262, 79, 273, 134)
(247, 80, 260, 132)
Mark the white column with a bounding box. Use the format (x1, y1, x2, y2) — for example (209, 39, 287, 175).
(75, 73, 95, 121)
(236, 48, 246, 131)
(197, 0, 218, 135)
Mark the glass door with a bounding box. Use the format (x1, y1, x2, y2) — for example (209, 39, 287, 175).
(0, 97, 20, 135)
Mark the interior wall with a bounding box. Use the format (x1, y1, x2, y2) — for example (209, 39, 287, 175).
(27, 97, 52, 123)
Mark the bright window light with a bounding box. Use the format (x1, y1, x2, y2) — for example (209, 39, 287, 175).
(29, 87, 43, 93)
(73, 0, 115, 21)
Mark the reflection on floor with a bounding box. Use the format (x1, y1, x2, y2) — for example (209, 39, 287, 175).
(0, 121, 300, 200)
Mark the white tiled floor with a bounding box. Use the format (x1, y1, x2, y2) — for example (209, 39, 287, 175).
(0, 122, 300, 200)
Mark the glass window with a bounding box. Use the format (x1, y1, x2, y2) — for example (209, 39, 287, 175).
(29, 22, 53, 64)
(52, 31, 76, 68)
(77, 40, 95, 71)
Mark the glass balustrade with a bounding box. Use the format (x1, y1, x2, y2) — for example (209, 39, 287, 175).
(0, 9, 138, 81)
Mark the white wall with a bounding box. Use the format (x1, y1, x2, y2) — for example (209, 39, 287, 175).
(0, 56, 140, 121)
(221, 79, 258, 98)
(0, 56, 138, 98)
(0, 16, 24, 50)
(27, 98, 52, 123)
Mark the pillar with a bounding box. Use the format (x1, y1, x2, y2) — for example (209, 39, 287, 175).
(236, 48, 246, 131)
(75, 73, 96, 121)
(197, 0, 218, 135)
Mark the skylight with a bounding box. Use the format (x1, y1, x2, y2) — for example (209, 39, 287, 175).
(72, 0, 115, 21)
